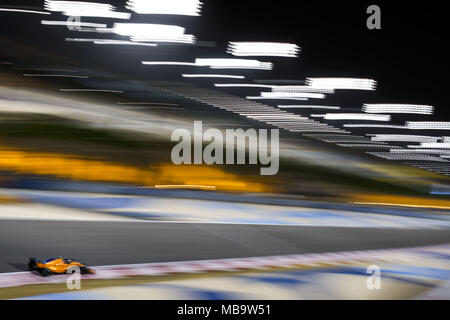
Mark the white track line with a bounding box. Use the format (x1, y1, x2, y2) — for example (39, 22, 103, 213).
(0, 243, 448, 288)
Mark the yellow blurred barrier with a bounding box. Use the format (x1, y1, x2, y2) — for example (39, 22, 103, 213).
(0, 146, 271, 193)
(0, 195, 20, 204)
(348, 193, 450, 210)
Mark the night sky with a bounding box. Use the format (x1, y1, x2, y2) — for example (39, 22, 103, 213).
(1, 1, 449, 119)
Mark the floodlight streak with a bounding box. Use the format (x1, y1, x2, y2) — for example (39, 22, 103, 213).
(260, 92, 325, 99)
(44, 1, 130, 19)
(314, 113, 390, 121)
(142, 61, 198, 66)
(227, 42, 300, 57)
(0, 8, 51, 15)
(182, 74, 245, 79)
(42, 20, 108, 28)
(363, 104, 434, 115)
(126, 0, 203, 16)
(369, 134, 440, 143)
(113, 23, 195, 44)
(306, 78, 377, 90)
(195, 58, 273, 70)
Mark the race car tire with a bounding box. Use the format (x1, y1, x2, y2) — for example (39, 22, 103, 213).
(80, 266, 89, 274)
(40, 268, 51, 277)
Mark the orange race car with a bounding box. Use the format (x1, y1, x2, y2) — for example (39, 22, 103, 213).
(28, 257, 95, 277)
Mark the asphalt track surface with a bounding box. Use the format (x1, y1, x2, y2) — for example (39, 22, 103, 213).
(1, 220, 450, 273)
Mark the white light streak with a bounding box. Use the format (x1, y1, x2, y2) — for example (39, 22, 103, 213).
(214, 83, 273, 89)
(344, 124, 405, 129)
(260, 92, 325, 99)
(112, 23, 195, 44)
(144, 59, 273, 70)
(66, 38, 114, 42)
(93, 40, 157, 47)
(65, 38, 157, 47)
(411, 143, 450, 149)
(195, 58, 273, 70)
(367, 152, 448, 162)
(303, 134, 375, 144)
(245, 115, 304, 119)
(117, 102, 178, 106)
(213, 84, 332, 93)
(182, 74, 245, 79)
(227, 42, 300, 57)
(0, 8, 51, 15)
(126, 0, 202, 16)
(392, 149, 450, 154)
(277, 105, 341, 110)
(160, 85, 348, 134)
(363, 104, 434, 115)
(337, 144, 396, 148)
(313, 113, 390, 121)
(44, 1, 131, 19)
(271, 85, 334, 94)
(369, 134, 440, 143)
(142, 61, 198, 66)
(239, 112, 288, 116)
(306, 78, 377, 91)
(254, 79, 304, 84)
(406, 122, 450, 130)
(41, 20, 107, 28)
(246, 96, 308, 101)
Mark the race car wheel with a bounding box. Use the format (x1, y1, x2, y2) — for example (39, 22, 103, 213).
(40, 268, 51, 277)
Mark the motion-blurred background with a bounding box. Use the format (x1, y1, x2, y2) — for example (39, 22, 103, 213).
(0, 0, 449, 300)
